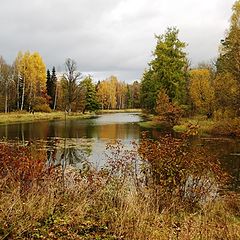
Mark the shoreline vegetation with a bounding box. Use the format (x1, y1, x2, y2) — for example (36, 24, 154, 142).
(139, 114, 240, 137)
(0, 111, 95, 125)
(1, 109, 240, 138)
(0, 131, 240, 239)
(0, 109, 142, 125)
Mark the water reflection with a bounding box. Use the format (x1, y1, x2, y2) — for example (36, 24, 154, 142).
(0, 113, 141, 168)
(0, 113, 239, 190)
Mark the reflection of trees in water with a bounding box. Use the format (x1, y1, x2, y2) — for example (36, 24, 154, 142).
(46, 139, 92, 170)
(140, 131, 240, 193)
(193, 138, 240, 191)
(61, 147, 91, 166)
(98, 124, 140, 140)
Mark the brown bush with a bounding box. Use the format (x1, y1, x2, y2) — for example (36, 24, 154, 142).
(138, 131, 228, 211)
(155, 89, 182, 127)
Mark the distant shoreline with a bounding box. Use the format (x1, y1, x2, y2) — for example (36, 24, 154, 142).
(0, 109, 142, 125)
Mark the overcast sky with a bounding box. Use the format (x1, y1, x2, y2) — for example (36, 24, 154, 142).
(0, 0, 236, 82)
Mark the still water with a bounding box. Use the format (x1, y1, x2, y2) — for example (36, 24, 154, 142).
(0, 113, 141, 168)
(0, 112, 239, 190)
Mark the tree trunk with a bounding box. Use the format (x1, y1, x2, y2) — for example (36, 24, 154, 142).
(20, 77, 25, 111)
(4, 81, 8, 113)
(53, 84, 57, 110)
(17, 74, 20, 110)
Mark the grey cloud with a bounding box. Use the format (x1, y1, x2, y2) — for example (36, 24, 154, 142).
(0, 0, 236, 82)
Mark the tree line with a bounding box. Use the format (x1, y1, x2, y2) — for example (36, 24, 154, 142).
(1, 0, 239, 117)
(141, 0, 240, 122)
(0, 54, 140, 113)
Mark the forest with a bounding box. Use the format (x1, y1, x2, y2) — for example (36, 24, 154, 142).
(0, 53, 140, 114)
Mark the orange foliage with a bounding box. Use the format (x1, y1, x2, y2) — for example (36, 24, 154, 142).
(0, 143, 49, 196)
(155, 89, 182, 126)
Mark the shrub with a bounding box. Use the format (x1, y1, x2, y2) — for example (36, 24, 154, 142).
(155, 89, 182, 127)
(0, 143, 49, 194)
(211, 118, 240, 137)
(32, 96, 51, 112)
(33, 103, 51, 112)
(0, 140, 239, 239)
(138, 131, 228, 211)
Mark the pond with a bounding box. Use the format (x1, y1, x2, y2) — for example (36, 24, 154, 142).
(0, 113, 141, 169)
(0, 112, 239, 190)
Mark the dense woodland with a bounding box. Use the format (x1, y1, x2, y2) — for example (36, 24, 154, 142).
(141, 0, 240, 122)
(0, 54, 140, 113)
(0, 1, 240, 124)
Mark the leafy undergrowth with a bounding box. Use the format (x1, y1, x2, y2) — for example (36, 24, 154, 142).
(0, 131, 240, 239)
(174, 115, 240, 137)
(210, 118, 240, 137)
(174, 115, 216, 135)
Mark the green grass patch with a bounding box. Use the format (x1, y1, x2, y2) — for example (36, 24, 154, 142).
(138, 121, 156, 128)
(174, 115, 216, 135)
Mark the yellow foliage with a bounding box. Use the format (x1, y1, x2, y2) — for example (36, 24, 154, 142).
(189, 69, 214, 113)
(16, 51, 46, 97)
(213, 73, 239, 117)
(97, 76, 118, 109)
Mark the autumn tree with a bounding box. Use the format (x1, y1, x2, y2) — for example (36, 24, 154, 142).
(189, 69, 215, 117)
(96, 76, 118, 109)
(55, 79, 66, 111)
(97, 80, 109, 109)
(0, 56, 14, 113)
(13, 51, 23, 110)
(214, 0, 240, 118)
(62, 58, 81, 112)
(213, 73, 239, 118)
(79, 76, 99, 113)
(116, 80, 127, 109)
(141, 27, 188, 112)
(155, 89, 182, 127)
(126, 81, 141, 109)
(14, 51, 46, 111)
(108, 76, 117, 109)
(217, 0, 240, 82)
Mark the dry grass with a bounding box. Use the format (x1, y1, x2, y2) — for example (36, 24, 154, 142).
(0, 111, 94, 125)
(174, 115, 240, 137)
(1, 137, 240, 239)
(1, 176, 240, 240)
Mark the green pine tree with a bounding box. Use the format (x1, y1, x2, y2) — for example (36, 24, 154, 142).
(140, 27, 188, 112)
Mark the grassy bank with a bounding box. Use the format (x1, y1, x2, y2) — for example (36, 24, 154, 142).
(0, 111, 95, 125)
(0, 109, 142, 125)
(174, 115, 240, 137)
(173, 115, 216, 135)
(1, 177, 239, 240)
(139, 113, 240, 137)
(96, 108, 142, 114)
(138, 114, 173, 130)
